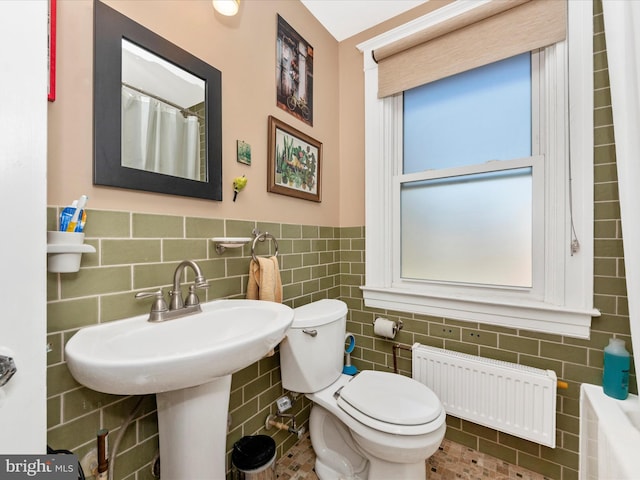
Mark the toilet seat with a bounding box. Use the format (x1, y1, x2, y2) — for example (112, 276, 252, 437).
(307, 371, 447, 478)
(336, 371, 444, 435)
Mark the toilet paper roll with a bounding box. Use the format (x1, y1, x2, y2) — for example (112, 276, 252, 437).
(373, 317, 397, 339)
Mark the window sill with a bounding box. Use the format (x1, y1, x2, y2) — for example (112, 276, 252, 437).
(361, 286, 599, 339)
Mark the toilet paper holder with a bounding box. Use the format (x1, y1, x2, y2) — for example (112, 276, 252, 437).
(372, 318, 403, 330)
(372, 317, 403, 338)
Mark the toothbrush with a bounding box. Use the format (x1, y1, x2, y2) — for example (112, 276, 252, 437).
(66, 195, 88, 232)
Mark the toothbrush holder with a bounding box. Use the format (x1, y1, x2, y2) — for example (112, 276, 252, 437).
(47, 231, 96, 273)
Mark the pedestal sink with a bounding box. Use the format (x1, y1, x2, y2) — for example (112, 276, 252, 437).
(65, 299, 294, 480)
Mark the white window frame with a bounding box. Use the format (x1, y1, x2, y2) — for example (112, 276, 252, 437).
(357, 0, 598, 339)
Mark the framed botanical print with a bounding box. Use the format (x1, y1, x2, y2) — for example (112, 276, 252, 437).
(267, 116, 321, 202)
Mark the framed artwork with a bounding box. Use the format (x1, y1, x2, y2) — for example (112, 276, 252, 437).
(48, 0, 57, 101)
(267, 116, 321, 202)
(276, 14, 313, 126)
(237, 140, 251, 165)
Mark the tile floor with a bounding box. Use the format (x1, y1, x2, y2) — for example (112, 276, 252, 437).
(276, 433, 549, 480)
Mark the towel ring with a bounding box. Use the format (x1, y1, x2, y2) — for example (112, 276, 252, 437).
(251, 232, 279, 262)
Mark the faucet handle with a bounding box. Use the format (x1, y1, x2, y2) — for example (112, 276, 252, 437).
(184, 285, 201, 307)
(135, 290, 169, 322)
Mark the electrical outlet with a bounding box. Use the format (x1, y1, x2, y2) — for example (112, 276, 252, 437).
(276, 395, 292, 413)
(80, 448, 98, 477)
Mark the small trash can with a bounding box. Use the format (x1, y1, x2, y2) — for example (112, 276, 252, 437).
(232, 435, 276, 480)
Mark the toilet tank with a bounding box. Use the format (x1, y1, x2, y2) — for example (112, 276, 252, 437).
(280, 299, 348, 393)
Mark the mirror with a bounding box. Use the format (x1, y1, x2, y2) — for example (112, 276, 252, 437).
(122, 39, 206, 181)
(94, 0, 222, 200)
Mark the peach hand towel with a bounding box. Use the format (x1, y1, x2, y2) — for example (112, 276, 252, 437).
(246, 256, 282, 303)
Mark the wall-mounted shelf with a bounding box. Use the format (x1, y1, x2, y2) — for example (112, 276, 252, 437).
(47, 231, 96, 273)
(212, 237, 252, 255)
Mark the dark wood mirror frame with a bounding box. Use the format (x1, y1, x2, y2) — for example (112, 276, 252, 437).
(93, 0, 223, 200)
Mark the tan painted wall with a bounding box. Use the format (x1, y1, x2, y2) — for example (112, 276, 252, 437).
(48, 0, 340, 225)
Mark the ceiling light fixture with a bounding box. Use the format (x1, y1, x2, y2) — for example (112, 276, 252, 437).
(212, 0, 239, 16)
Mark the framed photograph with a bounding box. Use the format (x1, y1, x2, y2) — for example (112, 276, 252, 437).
(267, 115, 321, 202)
(276, 15, 314, 126)
(48, 0, 57, 102)
(237, 140, 251, 166)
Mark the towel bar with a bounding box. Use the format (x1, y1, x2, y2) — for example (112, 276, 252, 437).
(251, 229, 279, 262)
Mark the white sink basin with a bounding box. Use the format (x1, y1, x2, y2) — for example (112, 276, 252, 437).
(65, 299, 294, 395)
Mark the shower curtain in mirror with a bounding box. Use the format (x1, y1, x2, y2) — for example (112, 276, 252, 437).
(121, 86, 201, 181)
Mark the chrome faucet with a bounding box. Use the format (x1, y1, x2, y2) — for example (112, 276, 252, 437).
(136, 260, 209, 322)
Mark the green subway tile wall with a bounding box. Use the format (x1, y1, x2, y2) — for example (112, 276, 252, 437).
(46, 3, 629, 480)
(47, 215, 340, 479)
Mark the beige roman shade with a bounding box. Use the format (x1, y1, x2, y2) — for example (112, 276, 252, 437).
(374, 0, 567, 98)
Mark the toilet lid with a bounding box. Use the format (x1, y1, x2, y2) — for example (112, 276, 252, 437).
(337, 370, 442, 426)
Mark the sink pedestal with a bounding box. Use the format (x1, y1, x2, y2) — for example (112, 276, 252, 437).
(156, 375, 232, 480)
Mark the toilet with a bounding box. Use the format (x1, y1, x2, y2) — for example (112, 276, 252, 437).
(280, 299, 446, 480)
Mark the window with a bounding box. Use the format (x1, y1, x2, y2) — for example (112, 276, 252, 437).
(401, 52, 538, 288)
(357, 0, 598, 338)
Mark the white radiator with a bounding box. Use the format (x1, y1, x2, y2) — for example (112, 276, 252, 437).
(412, 343, 557, 447)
